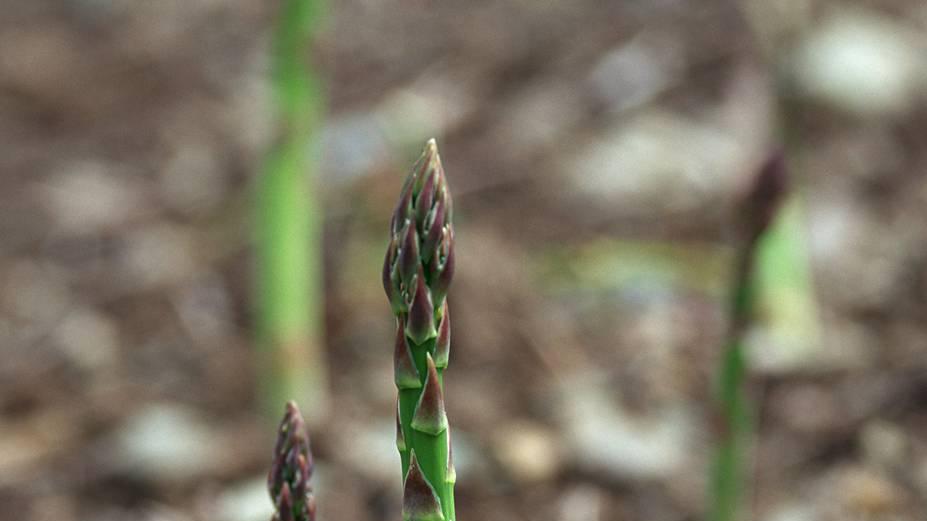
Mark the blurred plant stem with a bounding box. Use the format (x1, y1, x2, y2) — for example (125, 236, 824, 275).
(709, 247, 755, 521)
(708, 5, 820, 520)
(710, 155, 788, 521)
(256, 0, 328, 422)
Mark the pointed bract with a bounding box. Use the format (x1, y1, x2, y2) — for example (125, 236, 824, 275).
(393, 176, 415, 236)
(396, 398, 406, 451)
(434, 303, 450, 369)
(399, 221, 420, 288)
(416, 168, 437, 231)
(412, 354, 448, 435)
(412, 140, 439, 195)
(277, 484, 295, 521)
(429, 228, 455, 305)
(395, 325, 422, 389)
(403, 451, 445, 521)
(421, 199, 446, 265)
(383, 238, 399, 306)
(437, 180, 452, 223)
(406, 271, 436, 344)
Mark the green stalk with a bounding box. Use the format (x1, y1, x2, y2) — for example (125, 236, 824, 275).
(256, 0, 328, 419)
(709, 155, 787, 521)
(384, 140, 457, 521)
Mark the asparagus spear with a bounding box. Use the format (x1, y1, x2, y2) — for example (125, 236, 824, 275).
(709, 153, 788, 521)
(384, 139, 457, 521)
(268, 401, 318, 521)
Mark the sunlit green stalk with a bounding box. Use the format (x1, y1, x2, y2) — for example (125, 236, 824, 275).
(256, 0, 328, 419)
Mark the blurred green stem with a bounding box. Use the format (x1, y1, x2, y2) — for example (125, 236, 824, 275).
(709, 247, 755, 521)
(709, 4, 820, 519)
(256, 0, 328, 420)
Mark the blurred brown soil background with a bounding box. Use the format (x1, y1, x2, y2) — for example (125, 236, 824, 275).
(2, 1, 927, 520)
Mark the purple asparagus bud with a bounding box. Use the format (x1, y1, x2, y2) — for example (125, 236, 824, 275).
(737, 152, 788, 245)
(268, 401, 317, 521)
(384, 139, 455, 319)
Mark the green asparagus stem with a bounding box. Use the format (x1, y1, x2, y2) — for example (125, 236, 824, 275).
(256, 0, 328, 420)
(268, 401, 317, 521)
(384, 140, 456, 521)
(709, 153, 787, 521)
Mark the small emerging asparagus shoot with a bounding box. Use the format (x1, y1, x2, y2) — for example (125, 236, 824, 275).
(384, 140, 456, 521)
(709, 153, 787, 521)
(268, 401, 317, 521)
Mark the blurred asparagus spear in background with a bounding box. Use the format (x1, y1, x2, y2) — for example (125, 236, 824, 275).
(256, 0, 328, 421)
(268, 401, 317, 521)
(709, 153, 788, 521)
(384, 140, 457, 521)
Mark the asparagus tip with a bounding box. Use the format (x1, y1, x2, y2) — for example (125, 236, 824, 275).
(268, 401, 317, 521)
(738, 150, 789, 243)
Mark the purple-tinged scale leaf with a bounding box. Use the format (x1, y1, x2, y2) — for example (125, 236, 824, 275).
(277, 483, 295, 521)
(383, 238, 398, 303)
(429, 228, 454, 305)
(402, 451, 445, 521)
(411, 353, 448, 436)
(293, 454, 309, 499)
(398, 220, 420, 289)
(391, 262, 407, 315)
(433, 302, 450, 369)
(393, 174, 416, 236)
(406, 271, 436, 344)
(396, 398, 406, 451)
(394, 325, 422, 389)
(413, 140, 439, 195)
(421, 199, 445, 265)
(437, 181, 452, 225)
(415, 168, 437, 231)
